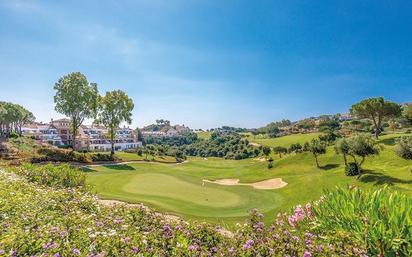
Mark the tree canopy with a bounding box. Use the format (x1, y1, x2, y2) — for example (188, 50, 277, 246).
(0, 101, 35, 137)
(96, 90, 134, 155)
(350, 97, 401, 138)
(54, 72, 99, 150)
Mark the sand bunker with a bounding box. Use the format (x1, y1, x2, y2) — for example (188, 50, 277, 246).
(203, 178, 287, 190)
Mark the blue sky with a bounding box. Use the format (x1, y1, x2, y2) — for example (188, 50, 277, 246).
(1, 0, 412, 129)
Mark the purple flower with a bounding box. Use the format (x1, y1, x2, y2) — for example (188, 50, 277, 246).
(0, 250, 4, 255)
(132, 246, 139, 253)
(73, 249, 80, 255)
(303, 251, 312, 257)
(242, 239, 254, 251)
(96, 221, 103, 228)
(54, 254, 61, 257)
(163, 224, 173, 238)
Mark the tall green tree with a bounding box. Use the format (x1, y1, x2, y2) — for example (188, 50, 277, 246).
(15, 104, 35, 136)
(0, 102, 35, 137)
(54, 72, 99, 150)
(350, 97, 401, 139)
(308, 139, 327, 168)
(96, 90, 134, 155)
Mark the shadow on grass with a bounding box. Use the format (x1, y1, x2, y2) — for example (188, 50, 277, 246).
(379, 137, 397, 146)
(81, 167, 97, 173)
(105, 164, 135, 171)
(320, 164, 340, 170)
(359, 169, 412, 186)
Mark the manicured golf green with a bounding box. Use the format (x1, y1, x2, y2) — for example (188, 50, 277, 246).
(86, 133, 412, 225)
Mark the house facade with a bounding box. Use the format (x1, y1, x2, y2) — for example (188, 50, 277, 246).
(23, 118, 142, 151)
(21, 123, 63, 146)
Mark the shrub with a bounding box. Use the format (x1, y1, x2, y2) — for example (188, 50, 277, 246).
(395, 136, 412, 160)
(32, 147, 93, 163)
(312, 186, 412, 256)
(9, 132, 19, 139)
(11, 163, 86, 189)
(345, 162, 360, 176)
(91, 153, 116, 162)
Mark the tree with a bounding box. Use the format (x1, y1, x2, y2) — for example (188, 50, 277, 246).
(273, 146, 287, 158)
(96, 90, 134, 156)
(402, 104, 412, 125)
(350, 97, 401, 139)
(262, 146, 271, 159)
(54, 72, 99, 150)
(335, 138, 350, 167)
(308, 139, 327, 168)
(15, 104, 35, 136)
(0, 102, 35, 137)
(346, 133, 380, 177)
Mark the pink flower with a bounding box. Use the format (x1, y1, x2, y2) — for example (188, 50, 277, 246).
(303, 251, 312, 257)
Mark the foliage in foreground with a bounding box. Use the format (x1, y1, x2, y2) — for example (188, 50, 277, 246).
(0, 167, 370, 257)
(312, 187, 412, 256)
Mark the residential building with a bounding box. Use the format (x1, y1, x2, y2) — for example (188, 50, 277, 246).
(78, 125, 142, 151)
(21, 123, 63, 146)
(22, 118, 142, 151)
(51, 118, 72, 146)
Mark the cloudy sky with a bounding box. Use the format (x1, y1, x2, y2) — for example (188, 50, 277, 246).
(1, 0, 412, 129)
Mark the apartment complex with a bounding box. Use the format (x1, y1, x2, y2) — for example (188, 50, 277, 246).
(22, 118, 142, 151)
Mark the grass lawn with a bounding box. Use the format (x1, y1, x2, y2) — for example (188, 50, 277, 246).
(248, 133, 323, 148)
(114, 151, 177, 163)
(86, 133, 412, 226)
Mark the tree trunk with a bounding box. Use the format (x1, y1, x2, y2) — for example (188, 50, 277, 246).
(314, 153, 320, 168)
(72, 132, 76, 151)
(343, 154, 348, 167)
(110, 128, 115, 156)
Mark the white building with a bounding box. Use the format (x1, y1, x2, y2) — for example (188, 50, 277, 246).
(79, 125, 142, 152)
(21, 123, 63, 146)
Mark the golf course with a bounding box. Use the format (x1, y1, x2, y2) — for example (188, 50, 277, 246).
(86, 133, 412, 225)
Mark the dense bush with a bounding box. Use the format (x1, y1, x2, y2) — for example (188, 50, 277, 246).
(345, 162, 360, 176)
(10, 163, 86, 189)
(33, 148, 115, 163)
(395, 136, 412, 160)
(312, 187, 412, 256)
(91, 153, 116, 162)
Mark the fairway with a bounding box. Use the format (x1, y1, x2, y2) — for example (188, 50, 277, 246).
(86, 133, 412, 225)
(248, 133, 323, 148)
